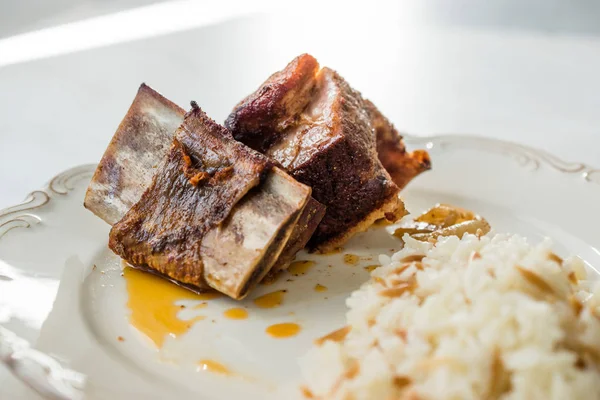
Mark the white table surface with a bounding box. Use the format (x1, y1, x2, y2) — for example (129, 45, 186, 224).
(1, 1, 600, 398)
(1, 1, 600, 211)
(1, 1, 600, 212)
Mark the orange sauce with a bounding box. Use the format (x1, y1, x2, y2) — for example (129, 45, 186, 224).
(123, 267, 208, 348)
(196, 291, 223, 300)
(224, 308, 248, 320)
(266, 322, 301, 338)
(288, 260, 315, 276)
(198, 359, 230, 375)
(314, 284, 328, 292)
(343, 254, 360, 265)
(253, 290, 286, 308)
(314, 326, 351, 346)
(364, 265, 379, 272)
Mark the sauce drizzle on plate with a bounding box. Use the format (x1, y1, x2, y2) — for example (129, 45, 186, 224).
(314, 284, 328, 292)
(198, 359, 230, 375)
(253, 290, 286, 308)
(123, 267, 209, 348)
(266, 322, 301, 338)
(224, 308, 248, 320)
(288, 260, 315, 276)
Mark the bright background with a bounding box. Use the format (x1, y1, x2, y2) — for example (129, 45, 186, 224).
(1, 0, 600, 209)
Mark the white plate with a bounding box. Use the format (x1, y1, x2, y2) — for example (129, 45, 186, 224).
(1, 135, 599, 400)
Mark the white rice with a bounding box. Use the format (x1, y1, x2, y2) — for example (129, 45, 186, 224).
(300, 233, 600, 400)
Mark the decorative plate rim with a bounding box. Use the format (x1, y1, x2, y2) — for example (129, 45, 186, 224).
(0, 135, 598, 400)
(0, 164, 94, 400)
(404, 134, 600, 183)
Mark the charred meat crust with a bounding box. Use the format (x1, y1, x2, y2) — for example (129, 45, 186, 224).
(225, 54, 320, 153)
(87, 84, 325, 298)
(296, 69, 400, 248)
(291, 135, 399, 249)
(366, 99, 431, 189)
(109, 106, 270, 290)
(227, 54, 419, 250)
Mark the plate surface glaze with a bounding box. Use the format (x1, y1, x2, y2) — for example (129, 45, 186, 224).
(1, 135, 599, 400)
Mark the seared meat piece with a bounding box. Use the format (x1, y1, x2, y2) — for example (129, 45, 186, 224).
(227, 54, 428, 252)
(85, 86, 323, 275)
(366, 100, 431, 190)
(109, 104, 313, 298)
(109, 109, 265, 281)
(85, 85, 320, 298)
(201, 167, 312, 295)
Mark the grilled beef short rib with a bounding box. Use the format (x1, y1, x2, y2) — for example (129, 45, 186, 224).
(226, 54, 430, 252)
(85, 85, 321, 298)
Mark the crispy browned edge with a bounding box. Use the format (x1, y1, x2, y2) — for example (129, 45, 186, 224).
(226, 55, 327, 255)
(225, 54, 320, 153)
(227, 55, 411, 252)
(367, 99, 431, 190)
(108, 103, 274, 290)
